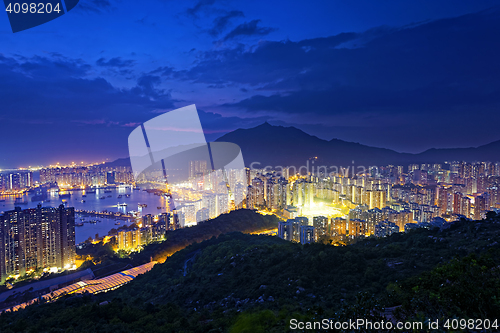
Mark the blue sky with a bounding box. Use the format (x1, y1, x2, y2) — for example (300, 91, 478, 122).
(1, 0, 500, 167)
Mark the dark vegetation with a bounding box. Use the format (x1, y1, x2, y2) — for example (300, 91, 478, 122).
(76, 209, 279, 270)
(1, 212, 500, 332)
(136, 209, 280, 263)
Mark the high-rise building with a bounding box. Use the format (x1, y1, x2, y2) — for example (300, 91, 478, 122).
(299, 225, 315, 244)
(250, 178, 265, 207)
(217, 193, 229, 216)
(158, 213, 175, 230)
(106, 171, 116, 184)
(9, 173, 21, 191)
(304, 182, 314, 208)
(196, 208, 209, 222)
(266, 180, 278, 210)
(331, 217, 347, 237)
(234, 182, 246, 210)
(453, 192, 463, 215)
(474, 196, 486, 220)
(0, 204, 75, 283)
(202, 193, 217, 218)
(278, 220, 293, 241)
(461, 196, 471, 218)
(313, 216, 328, 240)
(142, 214, 153, 227)
(437, 186, 450, 215)
(374, 221, 399, 237)
(189, 160, 208, 179)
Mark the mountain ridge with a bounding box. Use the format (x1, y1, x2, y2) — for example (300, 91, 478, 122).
(215, 123, 500, 167)
(108, 123, 500, 168)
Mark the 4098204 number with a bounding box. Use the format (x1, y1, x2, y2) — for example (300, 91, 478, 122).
(5, 2, 61, 14)
(444, 319, 498, 330)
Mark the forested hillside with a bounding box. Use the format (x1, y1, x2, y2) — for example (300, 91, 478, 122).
(1, 213, 500, 332)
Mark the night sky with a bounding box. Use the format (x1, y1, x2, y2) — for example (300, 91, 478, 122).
(1, 0, 500, 168)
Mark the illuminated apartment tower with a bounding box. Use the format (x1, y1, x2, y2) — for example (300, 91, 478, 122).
(196, 208, 209, 222)
(491, 188, 500, 208)
(292, 180, 305, 207)
(474, 196, 486, 220)
(331, 217, 348, 237)
(453, 192, 463, 215)
(106, 171, 116, 184)
(299, 225, 315, 244)
(0, 174, 6, 192)
(202, 193, 217, 218)
(189, 160, 208, 179)
(313, 216, 328, 241)
(250, 178, 265, 207)
(216, 193, 229, 216)
(285, 183, 293, 206)
(277, 177, 288, 210)
(437, 186, 450, 215)
(158, 213, 171, 230)
(461, 196, 471, 218)
(142, 214, 153, 227)
(304, 182, 314, 208)
(233, 182, 246, 210)
(278, 220, 293, 241)
(266, 180, 278, 210)
(9, 173, 21, 191)
(278, 218, 308, 242)
(0, 204, 75, 283)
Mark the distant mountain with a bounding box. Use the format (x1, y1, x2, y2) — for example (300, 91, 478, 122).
(215, 122, 500, 168)
(417, 140, 500, 164)
(108, 122, 500, 168)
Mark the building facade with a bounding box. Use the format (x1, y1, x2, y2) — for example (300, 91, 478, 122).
(0, 204, 76, 283)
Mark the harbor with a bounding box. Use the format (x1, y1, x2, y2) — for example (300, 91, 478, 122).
(0, 186, 170, 244)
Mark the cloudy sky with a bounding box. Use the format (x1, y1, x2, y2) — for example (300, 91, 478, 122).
(1, 0, 500, 168)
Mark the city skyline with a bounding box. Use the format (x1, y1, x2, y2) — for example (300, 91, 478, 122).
(3, 1, 500, 328)
(2, 1, 500, 168)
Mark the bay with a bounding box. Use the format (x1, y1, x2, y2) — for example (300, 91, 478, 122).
(0, 186, 169, 244)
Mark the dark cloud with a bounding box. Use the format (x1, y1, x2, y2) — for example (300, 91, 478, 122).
(135, 15, 157, 27)
(77, 0, 113, 13)
(14, 54, 92, 78)
(172, 7, 500, 152)
(132, 75, 169, 101)
(169, 7, 500, 121)
(96, 57, 135, 68)
(149, 66, 177, 78)
(0, 53, 274, 167)
(186, 0, 216, 17)
(208, 10, 244, 36)
(225, 85, 500, 115)
(222, 19, 276, 41)
(0, 54, 179, 167)
(176, 33, 356, 85)
(207, 84, 227, 89)
(0, 55, 174, 123)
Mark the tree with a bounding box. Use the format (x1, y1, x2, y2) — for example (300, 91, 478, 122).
(486, 211, 498, 220)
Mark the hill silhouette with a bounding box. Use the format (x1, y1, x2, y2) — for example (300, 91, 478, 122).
(216, 122, 500, 167)
(107, 122, 500, 169)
